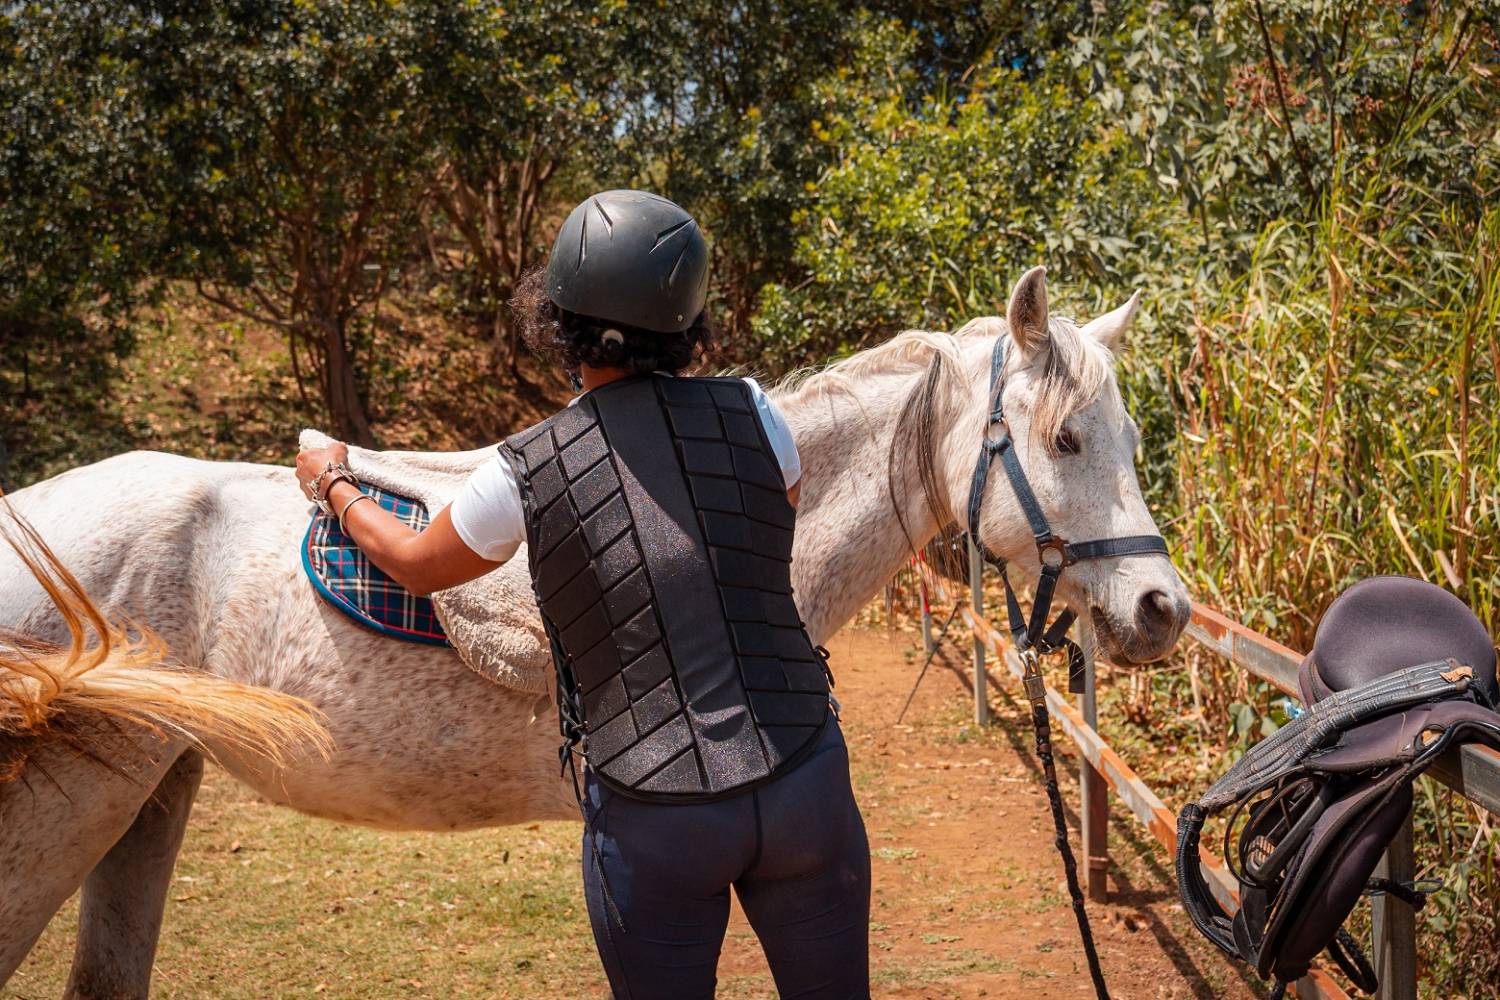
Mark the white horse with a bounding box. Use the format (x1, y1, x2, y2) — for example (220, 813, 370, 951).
(0, 268, 1189, 997)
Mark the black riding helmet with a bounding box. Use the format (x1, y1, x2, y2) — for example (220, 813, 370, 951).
(545, 190, 710, 334)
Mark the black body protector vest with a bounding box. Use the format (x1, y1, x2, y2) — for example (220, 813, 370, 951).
(502, 375, 831, 802)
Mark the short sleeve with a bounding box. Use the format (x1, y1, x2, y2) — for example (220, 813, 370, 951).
(742, 377, 801, 488)
(448, 453, 526, 562)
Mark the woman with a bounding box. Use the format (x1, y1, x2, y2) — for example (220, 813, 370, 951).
(295, 190, 871, 999)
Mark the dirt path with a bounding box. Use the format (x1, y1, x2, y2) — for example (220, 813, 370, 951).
(7, 627, 1268, 999)
(712, 627, 1264, 1000)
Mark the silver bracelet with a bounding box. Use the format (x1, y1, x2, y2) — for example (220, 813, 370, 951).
(310, 461, 360, 515)
(336, 492, 375, 533)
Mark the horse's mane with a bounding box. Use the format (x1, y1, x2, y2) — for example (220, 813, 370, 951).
(770, 328, 967, 402)
(771, 313, 1113, 449)
(765, 314, 1117, 547)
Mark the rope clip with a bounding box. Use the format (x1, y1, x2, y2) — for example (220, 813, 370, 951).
(1021, 648, 1047, 706)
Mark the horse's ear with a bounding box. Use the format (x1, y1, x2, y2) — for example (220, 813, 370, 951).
(1080, 290, 1141, 354)
(1006, 265, 1049, 358)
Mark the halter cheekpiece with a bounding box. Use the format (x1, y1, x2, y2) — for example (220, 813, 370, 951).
(966, 335, 1169, 686)
(965, 334, 1171, 1000)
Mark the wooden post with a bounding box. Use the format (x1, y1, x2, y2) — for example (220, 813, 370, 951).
(918, 556, 934, 658)
(1079, 651, 1109, 902)
(1371, 811, 1418, 1000)
(968, 539, 988, 725)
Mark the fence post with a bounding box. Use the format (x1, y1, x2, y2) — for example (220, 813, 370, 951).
(918, 555, 934, 658)
(1079, 651, 1109, 902)
(1371, 811, 1418, 1000)
(968, 538, 988, 725)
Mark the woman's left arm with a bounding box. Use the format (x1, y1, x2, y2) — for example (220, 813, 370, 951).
(296, 445, 503, 596)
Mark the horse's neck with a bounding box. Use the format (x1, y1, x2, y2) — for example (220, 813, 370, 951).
(780, 373, 949, 644)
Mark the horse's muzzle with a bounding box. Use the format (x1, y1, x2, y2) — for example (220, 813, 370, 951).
(1091, 588, 1189, 664)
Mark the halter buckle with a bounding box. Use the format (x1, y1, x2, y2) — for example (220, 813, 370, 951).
(1038, 535, 1070, 570)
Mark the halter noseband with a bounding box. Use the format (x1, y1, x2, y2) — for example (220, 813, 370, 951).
(965, 334, 1171, 1000)
(965, 335, 1169, 691)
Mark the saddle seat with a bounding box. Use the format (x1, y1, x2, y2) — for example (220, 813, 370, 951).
(1299, 575, 1498, 705)
(1177, 576, 1500, 995)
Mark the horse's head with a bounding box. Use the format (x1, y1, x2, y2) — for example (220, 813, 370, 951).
(897, 266, 1188, 664)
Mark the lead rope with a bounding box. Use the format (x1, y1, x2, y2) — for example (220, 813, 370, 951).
(964, 335, 1160, 1000)
(1020, 648, 1110, 1000)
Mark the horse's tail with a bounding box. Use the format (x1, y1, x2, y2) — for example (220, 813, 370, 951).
(1, 502, 332, 781)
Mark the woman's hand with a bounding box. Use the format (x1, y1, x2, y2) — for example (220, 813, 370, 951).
(295, 442, 350, 500)
(291, 440, 505, 593)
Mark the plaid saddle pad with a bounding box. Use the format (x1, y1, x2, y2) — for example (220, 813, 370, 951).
(301, 485, 451, 646)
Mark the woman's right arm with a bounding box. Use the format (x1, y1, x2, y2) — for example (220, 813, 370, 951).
(325, 480, 503, 596)
(296, 446, 518, 597)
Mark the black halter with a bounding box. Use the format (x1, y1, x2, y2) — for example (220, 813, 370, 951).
(966, 335, 1170, 1000)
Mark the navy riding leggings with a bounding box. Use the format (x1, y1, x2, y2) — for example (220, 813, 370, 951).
(581, 720, 871, 999)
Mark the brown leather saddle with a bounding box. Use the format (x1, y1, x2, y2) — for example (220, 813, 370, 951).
(1176, 576, 1500, 996)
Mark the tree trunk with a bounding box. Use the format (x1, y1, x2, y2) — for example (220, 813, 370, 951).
(321, 319, 375, 447)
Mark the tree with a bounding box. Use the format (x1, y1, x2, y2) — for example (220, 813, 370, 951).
(168, 3, 442, 445)
(3, 2, 452, 446)
(416, 1, 631, 373)
(0, 4, 184, 485)
(752, 32, 1175, 365)
(610, 1, 875, 344)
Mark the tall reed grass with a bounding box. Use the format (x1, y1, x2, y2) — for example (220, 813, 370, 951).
(1160, 167, 1500, 993)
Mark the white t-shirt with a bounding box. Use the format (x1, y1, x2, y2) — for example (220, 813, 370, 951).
(450, 377, 800, 562)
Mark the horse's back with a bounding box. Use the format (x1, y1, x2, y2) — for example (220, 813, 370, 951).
(2, 449, 574, 825)
(1, 450, 299, 645)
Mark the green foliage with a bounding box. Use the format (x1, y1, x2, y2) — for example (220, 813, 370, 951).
(416, 1, 634, 367)
(1110, 1, 1496, 264)
(753, 36, 1174, 364)
(608, 1, 888, 338)
(0, 2, 452, 443)
(0, 5, 170, 325)
(771, 5, 1499, 994)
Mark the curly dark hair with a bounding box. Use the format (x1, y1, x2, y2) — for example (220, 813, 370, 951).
(510, 266, 714, 377)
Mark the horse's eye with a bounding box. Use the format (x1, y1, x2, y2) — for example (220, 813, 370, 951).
(1055, 428, 1081, 455)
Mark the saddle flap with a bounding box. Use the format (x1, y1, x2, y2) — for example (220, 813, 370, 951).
(1258, 776, 1414, 983)
(1312, 700, 1500, 774)
(1309, 710, 1429, 774)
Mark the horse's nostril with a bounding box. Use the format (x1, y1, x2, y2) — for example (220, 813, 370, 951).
(1138, 589, 1188, 635)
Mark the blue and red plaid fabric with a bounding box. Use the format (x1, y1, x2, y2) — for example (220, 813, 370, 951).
(300, 485, 451, 646)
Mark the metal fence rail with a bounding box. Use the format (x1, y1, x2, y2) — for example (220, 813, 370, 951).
(915, 543, 1500, 1000)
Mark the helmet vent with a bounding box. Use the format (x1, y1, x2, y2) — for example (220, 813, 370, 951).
(667, 242, 693, 289)
(650, 218, 697, 254)
(591, 196, 615, 237)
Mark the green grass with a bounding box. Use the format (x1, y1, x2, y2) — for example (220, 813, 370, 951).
(7, 773, 604, 1000)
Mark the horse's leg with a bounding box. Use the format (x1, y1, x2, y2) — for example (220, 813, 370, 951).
(64, 750, 203, 1000)
(0, 733, 182, 988)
